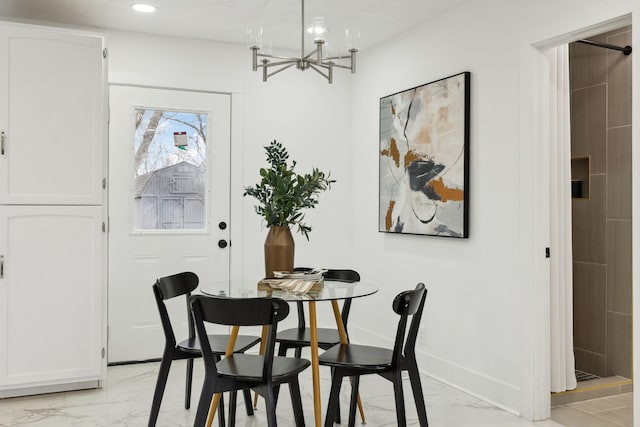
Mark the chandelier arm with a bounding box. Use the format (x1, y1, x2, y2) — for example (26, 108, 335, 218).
(259, 59, 299, 68)
(308, 64, 330, 81)
(257, 53, 300, 61)
(267, 63, 297, 79)
(324, 55, 351, 61)
(327, 63, 353, 70)
(303, 49, 319, 61)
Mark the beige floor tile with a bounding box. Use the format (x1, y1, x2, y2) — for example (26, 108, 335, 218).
(592, 407, 633, 426)
(569, 396, 628, 413)
(551, 405, 622, 427)
(604, 393, 633, 407)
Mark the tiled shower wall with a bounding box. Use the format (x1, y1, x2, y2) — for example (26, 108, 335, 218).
(570, 26, 632, 379)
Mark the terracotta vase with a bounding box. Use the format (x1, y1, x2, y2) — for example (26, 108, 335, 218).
(264, 226, 295, 278)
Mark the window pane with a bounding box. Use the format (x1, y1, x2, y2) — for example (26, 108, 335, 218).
(133, 109, 207, 231)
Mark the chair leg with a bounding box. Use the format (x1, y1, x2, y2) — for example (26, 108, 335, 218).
(392, 371, 407, 427)
(242, 389, 254, 416)
(217, 393, 226, 427)
(194, 377, 216, 427)
(324, 369, 344, 427)
(185, 358, 194, 409)
(407, 363, 429, 426)
(265, 385, 278, 427)
(148, 354, 173, 427)
(229, 391, 237, 427)
(348, 376, 360, 427)
(289, 377, 306, 427)
(332, 368, 341, 424)
(294, 346, 302, 358)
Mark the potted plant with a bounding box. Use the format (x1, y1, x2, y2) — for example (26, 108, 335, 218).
(244, 140, 335, 277)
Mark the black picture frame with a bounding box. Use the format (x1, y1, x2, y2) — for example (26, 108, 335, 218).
(379, 71, 470, 238)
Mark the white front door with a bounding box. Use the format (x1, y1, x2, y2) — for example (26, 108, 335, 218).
(107, 85, 231, 363)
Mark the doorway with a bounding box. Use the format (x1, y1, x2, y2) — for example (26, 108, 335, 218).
(552, 24, 633, 408)
(107, 85, 232, 363)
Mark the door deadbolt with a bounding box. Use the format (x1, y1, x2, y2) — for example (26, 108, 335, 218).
(218, 239, 228, 249)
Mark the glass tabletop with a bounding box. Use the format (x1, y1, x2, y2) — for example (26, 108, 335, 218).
(200, 278, 378, 302)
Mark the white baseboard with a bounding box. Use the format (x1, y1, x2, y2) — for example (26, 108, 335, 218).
(0, 380, 101, 399)
(351, 326, 522, 416)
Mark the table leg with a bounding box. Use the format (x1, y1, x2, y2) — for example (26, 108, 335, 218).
(330, 301, 366, 424)
(309, 301, 322, 427)
(206, 325, 240, 427)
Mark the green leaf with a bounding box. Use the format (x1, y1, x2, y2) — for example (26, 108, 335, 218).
(243, 139, 335, 239)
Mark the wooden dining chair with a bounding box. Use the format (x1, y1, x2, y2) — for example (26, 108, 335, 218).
(275, 268, 360, 358)
(190, 294, 311, 427)
(149, 272, 261, 427)
(319, 283, 429, 427)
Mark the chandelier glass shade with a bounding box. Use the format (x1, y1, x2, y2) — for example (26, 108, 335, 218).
(248, 0, 359, 84)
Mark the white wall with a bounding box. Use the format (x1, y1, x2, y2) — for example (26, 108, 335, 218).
(349, 0, 639, 420)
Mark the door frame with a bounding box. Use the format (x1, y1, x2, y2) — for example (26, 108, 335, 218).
(522, 13, 637, 421)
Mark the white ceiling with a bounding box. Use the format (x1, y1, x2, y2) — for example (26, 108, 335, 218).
(0, 0, 470, 51)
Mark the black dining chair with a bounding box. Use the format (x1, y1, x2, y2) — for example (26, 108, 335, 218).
(190, 294, 311, 427)
(275, 269, 360, 358)
(149, 272, 261, 427)
(319, 282, 429, 427)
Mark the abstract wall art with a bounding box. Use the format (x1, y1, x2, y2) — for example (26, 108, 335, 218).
(379, 72, 470, 238)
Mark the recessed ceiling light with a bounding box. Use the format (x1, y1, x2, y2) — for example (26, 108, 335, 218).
(132, 3, 156, 13)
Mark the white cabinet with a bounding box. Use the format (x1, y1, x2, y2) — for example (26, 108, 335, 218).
(0, 23, 105, 205)
(0, 22, 106, 397)
(0, 206, 104, 394)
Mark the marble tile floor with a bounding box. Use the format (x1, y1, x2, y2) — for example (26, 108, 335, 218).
(0, 359, 597, 427)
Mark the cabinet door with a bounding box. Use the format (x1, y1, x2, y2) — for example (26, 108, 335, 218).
(0, 206, 104, 389)
(0, 23, 105, 205)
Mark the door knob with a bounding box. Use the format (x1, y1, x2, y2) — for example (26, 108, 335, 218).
(218, 239, 228, 248)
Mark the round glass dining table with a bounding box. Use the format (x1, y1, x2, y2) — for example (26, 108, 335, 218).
(201, 278, 378, 301)
(201, 278, 378, 427)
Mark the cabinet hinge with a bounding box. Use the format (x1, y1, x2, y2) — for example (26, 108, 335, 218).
(103, 48, 107, 59)
(102, 347, 105, 359)
(102, 178, 106, 189)
(1, 131, 5, 155)
(102, 222, 106, 233)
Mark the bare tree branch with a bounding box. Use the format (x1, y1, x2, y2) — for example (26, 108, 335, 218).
(135, 110, 164, 174)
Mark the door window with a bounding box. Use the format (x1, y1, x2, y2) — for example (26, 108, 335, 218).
(133, 109, 208, 231)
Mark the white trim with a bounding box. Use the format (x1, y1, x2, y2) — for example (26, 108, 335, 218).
(0, 380, 101, 398)
(631, 12, 640, 427)
(352, 326, 522, 415)
(109, 72, 244, 95)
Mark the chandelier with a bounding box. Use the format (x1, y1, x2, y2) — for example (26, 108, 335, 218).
(247, 0, 359, 84)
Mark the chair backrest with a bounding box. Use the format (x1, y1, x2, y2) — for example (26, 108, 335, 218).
(391, 283, 427, 366)
(292, 268, 360, 328)
(152, 271, 199, 348)
(292, 267, 360, 283)
(190, 295, 290, 379)
(323, 269, 361, 283)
